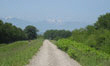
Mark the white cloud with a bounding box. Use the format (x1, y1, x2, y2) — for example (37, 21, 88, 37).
(57, 19, 62, 23)
(47, 18, 56, 23)
(4, 16, 13, 20)
(47, 18, 63, 23)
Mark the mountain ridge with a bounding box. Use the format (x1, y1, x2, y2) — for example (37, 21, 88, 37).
(0, 17, 93, 34)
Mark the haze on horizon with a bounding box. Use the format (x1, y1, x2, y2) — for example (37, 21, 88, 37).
(0, 0, 110, 33)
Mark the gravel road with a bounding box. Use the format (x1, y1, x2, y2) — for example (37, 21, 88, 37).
(26, 40, 81, 66)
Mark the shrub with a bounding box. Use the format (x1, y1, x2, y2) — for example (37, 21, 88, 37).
(57, 39, 110, 66)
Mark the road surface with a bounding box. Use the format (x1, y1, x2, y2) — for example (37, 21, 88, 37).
(26, 40, 81, 66)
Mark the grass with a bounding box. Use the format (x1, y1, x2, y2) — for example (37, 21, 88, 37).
(0, 44, 7, 47)
(0, 38, 44, 66)
(50, 40, 57, 44)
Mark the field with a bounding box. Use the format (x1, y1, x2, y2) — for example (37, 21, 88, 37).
(0, 38, 43, 66)
(55, 39, 110, 66)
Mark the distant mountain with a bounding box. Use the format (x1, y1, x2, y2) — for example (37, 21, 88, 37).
(0, 17, 32, 29)
(0, 17, 93, 34)
(34, 20, 92, 33)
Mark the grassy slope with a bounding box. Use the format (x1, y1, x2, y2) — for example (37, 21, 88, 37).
(0, 38, 43, 66)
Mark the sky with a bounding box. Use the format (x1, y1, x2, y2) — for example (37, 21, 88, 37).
(0, 0, 110, 26)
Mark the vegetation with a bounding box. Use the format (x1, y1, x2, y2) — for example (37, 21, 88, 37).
(44, 30, 72, 40)
(95, 13, 110, 29)
(50, 13, 110, 66)
(0, 38, 43, 66)
(70, 13, 110, 54)
(0, 20, 43, 66)
(0, 20, 27, 43)
(57, 39, 110, 66)
(24, 25, 39, 40)
(0, 20, 38, 44)
(0, 11, 110, 66)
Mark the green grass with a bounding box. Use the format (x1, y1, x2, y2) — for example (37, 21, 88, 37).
(50, 40, 57, 44)
(0, 38, 43, 66)
(0, 44, 7, 47)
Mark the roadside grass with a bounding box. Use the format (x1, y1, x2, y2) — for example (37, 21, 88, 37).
(50, 40, 57, 44)
(79, 54, 110, 66)
(0, 44, 7, 47)
(52, 39, 110, 66)
(0, 38, 43, 66)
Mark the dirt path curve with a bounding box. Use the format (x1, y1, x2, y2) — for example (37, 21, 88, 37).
(26, 40, 81, 66)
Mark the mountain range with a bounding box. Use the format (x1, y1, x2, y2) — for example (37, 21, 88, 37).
(0, 17, 94, 34)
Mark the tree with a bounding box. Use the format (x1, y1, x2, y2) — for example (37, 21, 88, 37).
(70, 12, 110, 54)
(44, 30, 72, 40)
(0, 20, 3, 25)
(95, 13, 110, 29)
(86, 25, 96, 34)
(0, 20, 27, 43)
(71, 28, 88, 43)
(24, 25, 38, 40)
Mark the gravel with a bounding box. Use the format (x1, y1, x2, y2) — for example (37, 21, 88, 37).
(26, 40, 81, 66)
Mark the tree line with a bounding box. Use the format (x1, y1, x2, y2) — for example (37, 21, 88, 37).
(43, 13, 110, 54)
(0, 20, 38, 44)
(44, 30, 72, 40)
(1, 12, 110, 54)
(70, 13, 110, 54)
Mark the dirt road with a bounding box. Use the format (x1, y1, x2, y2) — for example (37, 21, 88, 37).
(26, 40, 81, 66)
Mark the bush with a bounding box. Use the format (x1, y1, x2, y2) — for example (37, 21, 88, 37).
(0, 20, 27, 43)
(57, 39, 110, 66)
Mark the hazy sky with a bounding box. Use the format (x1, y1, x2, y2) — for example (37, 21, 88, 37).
(0, 0, 110, 23)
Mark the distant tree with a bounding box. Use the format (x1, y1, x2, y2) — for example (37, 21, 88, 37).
(71, 28, 88, 43)
(24, 25, 38, 40)
(70, 12, 110, 54)
(0, 20, 3, 43)
(95, 13, 110, 29)
(0, 20, 27, 43)
(86, 25, 96, 34)
(44, 30, 72, 40)
(0, 20, 3, 25)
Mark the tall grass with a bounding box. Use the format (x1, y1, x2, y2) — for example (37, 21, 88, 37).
(0, 38, 43, 66)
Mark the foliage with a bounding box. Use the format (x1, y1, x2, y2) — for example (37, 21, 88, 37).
(0, 38, 43, 66)
(0, 20, 27, 43)
(70, 13, 110, 54)
(70, 28, 88, 43)
(24, 25, 39, 40)
(95, 13, 110, 29)
(55, 12, 110, 66)
(57, 39, 110, 66)
(44, 30, 72, 40)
